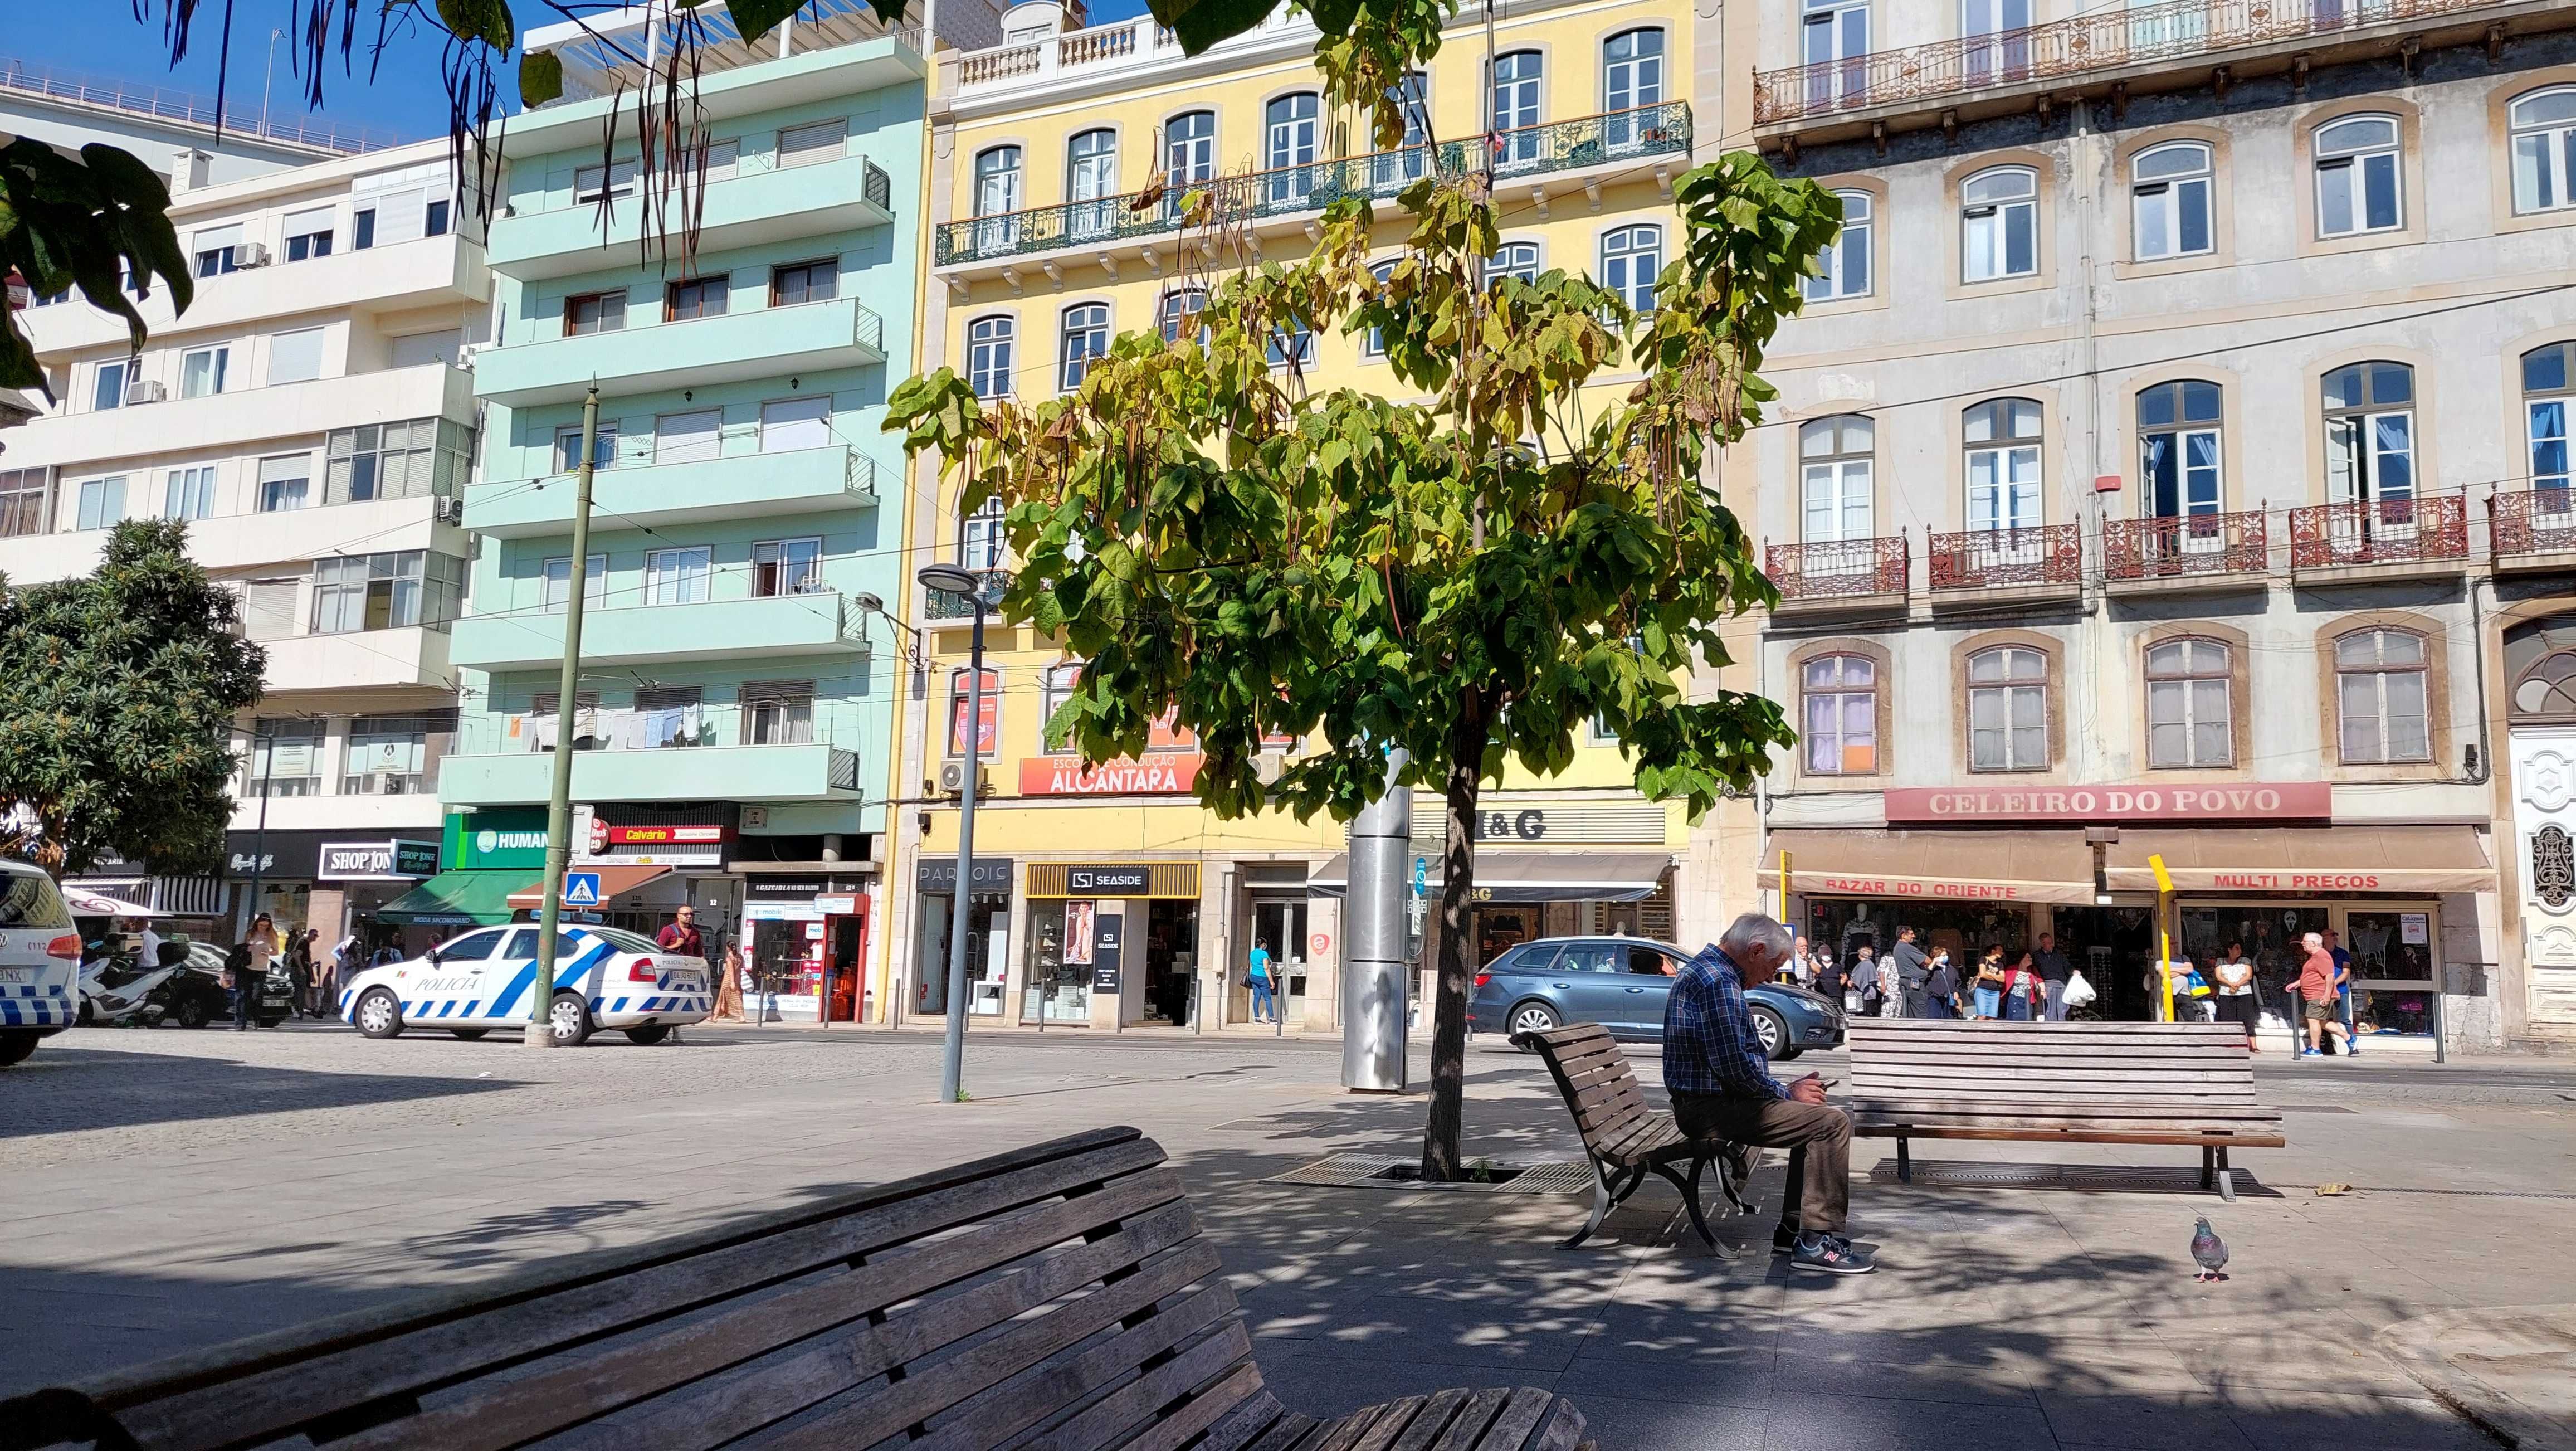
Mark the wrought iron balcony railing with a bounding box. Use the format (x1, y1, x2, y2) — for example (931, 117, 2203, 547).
(2289, 496, 2469, 568)
(2102, 511, 2268, 581)
(923, 568, 1013, 621)
(1928, 524, 2082, 590)
(2491, 488, 2576, 558)
(934, 103, 1692, 267)
(1767, 536, 1909, 602)
(1753, 0, 2520, 126)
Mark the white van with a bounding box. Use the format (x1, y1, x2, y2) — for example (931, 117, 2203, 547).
(0, 860, 84, 1065)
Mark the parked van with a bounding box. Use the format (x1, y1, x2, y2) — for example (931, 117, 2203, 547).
(0, 860, 84, 1065)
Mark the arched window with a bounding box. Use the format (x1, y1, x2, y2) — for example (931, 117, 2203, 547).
(1962, 0, 2031, 84)
(1267, 319, 1315, 371)
(1599, 225, 1661, 313)
(972, 145, 1023, 250)
(1041, 662, 1085, 753)
(2323, 361, 2414, 504)
(1066, 129, 1118, 239)
(959, 495, 1006, 571)
(1964, 398, 2043, 532)
(1491, 240, 1542, 286)
(2315, 114, 2403, 237)
(1490, 51, 1543, 165)
(1804, 189, 1872, 301)
(1266, 92, 1320, 203)
(2510, 87, 2576, 216)
(2146, 637, 2232, 768)
(2132, 140, 2214, 260)
(2507, 619, 2576, 721)
(1164, 110, 1217, 187)
(2335, 627, 2430, 763)
(1376, 72, 1432, 188)
(2525, 342, 2573, 494)
(1603, 28, 1664, 149)
(966, 315, 1014, 400)
(1967, 645, 2048, 772)
(1801, 654, 1877, 775)
(1058, 304, 1110, 392)
(1362, 262, 1397, 359)
(1802, 0, 1870, 110)
(1157, 286, 1208, 345)
(2138, 380, 2222, 519)
(1799, 415, 1874, 542)
(1960, 165, 2037, 281)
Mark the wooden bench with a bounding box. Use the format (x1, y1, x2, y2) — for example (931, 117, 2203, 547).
(0, 1127, 1592, 1451)
(1515, 1022, 1757, 1252)
(1846, 1020, 2287, 1201)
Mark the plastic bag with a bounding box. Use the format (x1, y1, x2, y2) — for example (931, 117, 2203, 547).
(2063, 970, 2097, 1008)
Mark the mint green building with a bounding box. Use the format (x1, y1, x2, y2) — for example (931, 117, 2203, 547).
(441, 21, 925, 997)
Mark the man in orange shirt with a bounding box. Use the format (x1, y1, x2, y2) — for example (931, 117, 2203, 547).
(2296, 932, 2352, 1058)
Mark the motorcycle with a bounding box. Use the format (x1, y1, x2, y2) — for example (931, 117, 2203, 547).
(79, 948, 285, 1029)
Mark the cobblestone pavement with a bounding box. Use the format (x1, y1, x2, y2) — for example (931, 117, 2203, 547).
(7, 1021, 2574, 1449)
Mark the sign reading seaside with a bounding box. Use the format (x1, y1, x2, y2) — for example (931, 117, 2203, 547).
(1884, 782, 2331, 824)
(1018, 755, 1204, 796)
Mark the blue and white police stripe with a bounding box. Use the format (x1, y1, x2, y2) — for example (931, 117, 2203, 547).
(1, 982, 72, 1027)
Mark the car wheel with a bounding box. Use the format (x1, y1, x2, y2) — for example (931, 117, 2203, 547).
(258, 1016, 285, 1029)
(0, 1031, 36, 1067)
(354, 989, 404, 1040)
(1506, 1001, 1561, 1044)
(174, 997, 209, 1030)
(624, 1024, 671, 1046)
(450, 1028, 489, 1041)
(76, 1000, 94, 1026)
(549, 992, 594, 1047)
(1750, 1006, 1787, 1058)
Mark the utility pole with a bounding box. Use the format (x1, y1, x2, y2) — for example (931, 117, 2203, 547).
(531, 385, 602, 1049)
(259, 30, 285, 134)
(916, 562, 991, 1101)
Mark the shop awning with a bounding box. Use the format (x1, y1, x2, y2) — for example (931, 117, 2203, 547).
(505, 864, 672, 909)
(2104, 826, 2491, 894)
(64, 887, 154, 917)
(1759, 828, 2096, 905)
(376, 870, 523, 928)
(1307, 851, 1672, 902)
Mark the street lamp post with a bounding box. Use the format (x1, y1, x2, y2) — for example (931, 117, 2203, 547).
(917, 562, 994, 1104)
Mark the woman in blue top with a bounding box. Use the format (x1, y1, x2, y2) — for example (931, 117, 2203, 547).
(1246, 942, 1277, 1024)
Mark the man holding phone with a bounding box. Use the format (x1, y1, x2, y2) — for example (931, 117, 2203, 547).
(1665, 912, 1875, 1274)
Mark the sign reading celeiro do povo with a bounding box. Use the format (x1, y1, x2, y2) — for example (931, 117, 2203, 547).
(1884, 783, 2332, 824)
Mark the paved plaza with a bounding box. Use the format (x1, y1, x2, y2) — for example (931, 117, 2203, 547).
(5, 1022, 2574, 1449)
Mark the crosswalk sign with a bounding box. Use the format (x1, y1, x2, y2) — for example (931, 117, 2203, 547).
(562, 871, 603, 909)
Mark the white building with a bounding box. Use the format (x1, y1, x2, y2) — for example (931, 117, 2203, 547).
(6, 137, 487, 944)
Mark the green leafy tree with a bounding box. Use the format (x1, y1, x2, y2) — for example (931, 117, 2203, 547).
(887, 157, 1838, 1177)
(0, 140, 193, 396)
(0, 521, 267, 876)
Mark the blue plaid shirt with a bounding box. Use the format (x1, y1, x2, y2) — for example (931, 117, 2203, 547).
(1663, 944, 1788, 1101)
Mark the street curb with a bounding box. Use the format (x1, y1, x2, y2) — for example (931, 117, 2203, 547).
(2377, 1306, 2576, 1451)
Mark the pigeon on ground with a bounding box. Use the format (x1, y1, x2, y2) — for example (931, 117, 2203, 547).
(2190, 1216, 2229, 1282)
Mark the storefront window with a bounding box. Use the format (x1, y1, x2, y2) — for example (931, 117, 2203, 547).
(1021, 899, 1093, 1022)
(2180, 904, 2326, 1017)
(2343, 907, 2435, 1038)
(917, 892, 1009, 1016)
(1807, 898, 2029, 967)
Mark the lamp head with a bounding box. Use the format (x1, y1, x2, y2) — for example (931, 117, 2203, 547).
(916, 563, 979, 595)
(854, 591, 886, 614)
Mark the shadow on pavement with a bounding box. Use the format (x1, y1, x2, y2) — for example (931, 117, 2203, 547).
(0, 1048, 520, 1140)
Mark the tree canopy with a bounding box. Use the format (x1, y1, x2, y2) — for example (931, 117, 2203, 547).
(888, 156, 1838, 1173)
(0, 520, 267, 876)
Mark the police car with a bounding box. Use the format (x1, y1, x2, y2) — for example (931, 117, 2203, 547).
(0, 859, 82, 1066)
(340, 922, 711, 1046)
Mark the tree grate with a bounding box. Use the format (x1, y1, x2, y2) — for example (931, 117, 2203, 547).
(1267, 1154, 1594, 1195)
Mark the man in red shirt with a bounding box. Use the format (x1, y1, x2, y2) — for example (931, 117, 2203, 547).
(657, 905, 705, 960)
(2295, 931, 2351, 1058)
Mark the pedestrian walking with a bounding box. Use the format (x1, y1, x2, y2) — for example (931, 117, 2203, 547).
(229, 914, 277, 1031)
(1246, 940, 1277, 1024)
(1890, 927, 1930, 1019)
(657, 905, 706, 958)
(283, 928, 314, 1020)
(2031, 931, 2072, 1022)
(1970, 945, 2007, 1020)
(2296, 931, 2352, 1058)
(2212, 939, 2259, 1050)
(2000, 950, 2045, 1021)
(2325, 929, 2360, 1056)
(1921, 948, 1962, 1017)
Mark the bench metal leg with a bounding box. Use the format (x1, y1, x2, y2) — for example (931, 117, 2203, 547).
(1896, 1138, 1911, 1184)
(1778, 1145, 1806, 1245)
(1649, 1158, 1723, 1252)
(2214, 1147, 2236, 1203)
(2201, 1145, 2215, 1191)
(1565, 1162, 1644, 1250)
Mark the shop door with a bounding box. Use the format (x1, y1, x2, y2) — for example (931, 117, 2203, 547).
(823, 914, 865, 1023)
(1252, 900, 1309, 1022)
(2512, 726, 2576, 1026)
(2053, 906, 2159, 1021)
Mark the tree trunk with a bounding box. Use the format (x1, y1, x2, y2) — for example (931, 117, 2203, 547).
(1419, 692, 1490, 1182)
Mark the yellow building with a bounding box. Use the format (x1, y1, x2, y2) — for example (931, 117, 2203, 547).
(877, 0, 1730, 1032)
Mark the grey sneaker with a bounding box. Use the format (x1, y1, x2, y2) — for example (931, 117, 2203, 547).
(1791, 1233, 1875, 1275)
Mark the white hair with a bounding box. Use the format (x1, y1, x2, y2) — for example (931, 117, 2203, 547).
(1720, 912, 1794, 965)
(2302, 932, 2324, 948)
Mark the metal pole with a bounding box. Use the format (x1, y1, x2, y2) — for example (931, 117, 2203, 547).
(938, 602, 986, 1102)
(243, 724, 275, 943)
(1343, 747, 1411, 1091)
(259, 30, 282, 133)
(530, 386, 601, 1049)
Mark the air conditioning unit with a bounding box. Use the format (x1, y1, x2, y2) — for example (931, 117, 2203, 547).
(1253, 753, 1286, 785)
(123, 379, 167, 406)
(936, 761, 991, 797)
(433, 496, 466, 525)
(231, 241, 271, 269)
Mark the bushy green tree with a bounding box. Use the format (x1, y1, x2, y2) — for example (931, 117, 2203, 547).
(0, 521, 267, 875)
(888, 157, 1837, 1176)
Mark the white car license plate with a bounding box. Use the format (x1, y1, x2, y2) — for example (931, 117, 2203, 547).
(0, 966, 34, 984)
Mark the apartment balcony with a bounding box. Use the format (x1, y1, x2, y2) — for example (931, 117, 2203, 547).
(3, 363, 474, 475)
(466, 445, 879, 539)
(2101, 512, 2270, 596)
(1765, 537, 1909, 617)
(22, 234, 486, 354)
(2288, 496, 2469, 581)
(921, 567, 1012, 622)
(1927, 524, 2082, 605)
(441, 739, 862, 806)
(931, 104, 1694, 279)
(259, 624, 454, 694)
(488, 157, 895, 282)
(473, 298, 885, 408)
(2490, 488, 2576, 572)
(1750, 0, 2565, 155)
(225, 791, 445, 836)
(450, 591, 872, 671)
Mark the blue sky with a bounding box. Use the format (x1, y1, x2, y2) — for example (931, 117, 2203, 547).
(18, 2, 1153, 147)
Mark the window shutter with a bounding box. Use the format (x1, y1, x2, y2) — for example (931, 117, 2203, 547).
(778, 119, 847, 168)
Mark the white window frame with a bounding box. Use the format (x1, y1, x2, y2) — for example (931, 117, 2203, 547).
(1598, 224, 1661, 313)
(1967, 645, 2048, 772)
(960, 495, 1007, 570)
(968, 315, 1015, 399)
(1964, 398, 2044, 533)
(2131, 140, 2214, 260)
(1961, 165, 2038, 282)
(163, 464, 217, 520)
(2525, 342, 2573, 493)
(2510, 86, 2576, 216)
(2334, 629, 2431, 765)
(1058, 303, 1110, 392)
(751, 536, 824, 597)
(1804, 189, 1872, 301)
(2314, 113, 2404, 238)
(179, 344, 230, 399)
(2145, 637, 2233, 768)
(644, 546, 713, 606)
(1264, 92, 1320, 204)
(1798, 415, 1875, 542)
(75, 475, 126, 532)
(541, 554, 608, 612)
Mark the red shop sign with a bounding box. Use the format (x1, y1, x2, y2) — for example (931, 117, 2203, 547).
(606, 825, 731, 845)
(1884, 783, 2331, 824)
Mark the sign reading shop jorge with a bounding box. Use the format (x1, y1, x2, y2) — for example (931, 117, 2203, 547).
(317, 839, 441, 880)
(1885, 783, 2333, 824)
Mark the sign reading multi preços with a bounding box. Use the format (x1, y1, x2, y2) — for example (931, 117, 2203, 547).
(1883, 782, 2333, 824)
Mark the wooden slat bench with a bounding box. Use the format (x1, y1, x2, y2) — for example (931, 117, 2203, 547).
(1515, 1023, 1756, 1252)
(0, 1128, 1591, 1451)
(1846, 1020, 2287, 1201)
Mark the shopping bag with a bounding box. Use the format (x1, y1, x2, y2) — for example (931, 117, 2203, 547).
(2063, 969, 2097, 1008)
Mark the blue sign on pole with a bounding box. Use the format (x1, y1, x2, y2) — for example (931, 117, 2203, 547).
(562, 871, 603, 909)
(1412, 855, 1428, 899)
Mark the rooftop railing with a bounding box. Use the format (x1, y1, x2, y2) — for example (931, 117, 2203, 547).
(0, 52, 394, 154)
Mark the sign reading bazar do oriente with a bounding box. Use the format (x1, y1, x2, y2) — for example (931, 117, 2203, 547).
(1884, 782, 2331, 824)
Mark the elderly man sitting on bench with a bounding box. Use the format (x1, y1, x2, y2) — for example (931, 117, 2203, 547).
(1666, 912, 1875, 1275)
